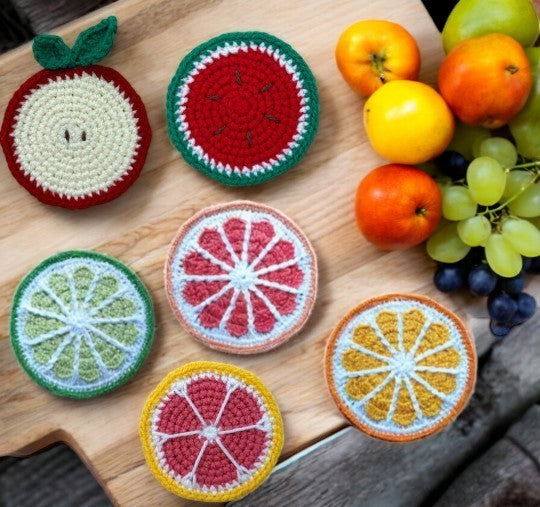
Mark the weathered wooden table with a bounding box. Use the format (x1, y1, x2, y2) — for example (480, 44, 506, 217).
(0, 0, 539, 505)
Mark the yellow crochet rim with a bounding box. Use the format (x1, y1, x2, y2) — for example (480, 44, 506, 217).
(139, 361, 284, 502)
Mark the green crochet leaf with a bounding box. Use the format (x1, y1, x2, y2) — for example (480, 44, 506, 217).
(32, 34, 72, 70)
(71, 16, 117, 67)
(31, 17, 118, 69)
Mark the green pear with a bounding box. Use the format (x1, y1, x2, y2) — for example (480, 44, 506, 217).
(442, 0, 539, 53)
(510, 48, 540, 160)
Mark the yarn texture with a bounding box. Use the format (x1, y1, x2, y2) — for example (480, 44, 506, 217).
(32, 16, 117, 70)
(139, 361, 283, 502)
(165, 201, 317, 354)
(325, 294, 476, 442)
(167, 32, 319, 186)
(10, 250, 154, 398)
(0, 17, 151, 209)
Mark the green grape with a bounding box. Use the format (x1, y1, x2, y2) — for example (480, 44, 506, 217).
(457, 215, 492, 246)
(527, 216, 540, 229)
(477, 137, 518, 168)
(485, 233, 522, 277)
(502, 170, 535, 199)
(437, 177, 452, 196)
(426, 222, 470, 263)
(466, 157, 506, 206)
(501, 217, 540, 257)
(448, 123, 491, 160)
(472, 136, 489, 158)
(507, 182, 540, 217)
(509, 48, 540, 160)
(442, 186, 477, 220)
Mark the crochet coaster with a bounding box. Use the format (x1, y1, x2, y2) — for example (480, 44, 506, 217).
(165, 201, 317, 354)
(140, 361, 283, 502)
(10, 250, 154, 398)
(166, 31, 319, 186)
(0, 17, 151, 209)
(325, 294, 476, 442)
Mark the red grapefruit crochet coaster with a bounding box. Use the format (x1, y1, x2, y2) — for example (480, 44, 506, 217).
(166, 31, 319, 186)
(325, 294, 477, 442)
(165, 201, 317, 354)
(0, 17, 151, 209)
(139, 361, 284, 502)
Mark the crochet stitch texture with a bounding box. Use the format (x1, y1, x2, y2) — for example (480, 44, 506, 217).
(10, 251, 154, 398)
(139, 361, 283, 502)
(165, 201, 317, 354)
(0, 17, 151, 209)
(325, 294, 476, 442)
(167, 32, 319, 186)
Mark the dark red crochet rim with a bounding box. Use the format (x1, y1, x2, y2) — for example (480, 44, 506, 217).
(0, 65, 152, 209)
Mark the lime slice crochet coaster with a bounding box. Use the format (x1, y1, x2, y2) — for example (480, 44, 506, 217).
(165, 201, 317, 354)
(325, 294, 477, 442)
(10, 250, 154, 398)
(140, 361, 283, 502)
(166, 31, 319, 186)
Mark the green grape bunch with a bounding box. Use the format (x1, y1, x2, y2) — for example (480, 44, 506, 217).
(427, 136, 540, 278)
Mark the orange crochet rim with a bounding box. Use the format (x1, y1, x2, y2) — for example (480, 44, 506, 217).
(164, 200, 318, 354)
(324, 293, 477, 442)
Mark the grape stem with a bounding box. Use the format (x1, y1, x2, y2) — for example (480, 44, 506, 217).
(510, 161, 540, 171)
(479, 172, 539, 216)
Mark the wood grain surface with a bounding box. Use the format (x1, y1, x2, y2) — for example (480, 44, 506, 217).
(232, 315, 540, 506)
(0, 0, 536, 505)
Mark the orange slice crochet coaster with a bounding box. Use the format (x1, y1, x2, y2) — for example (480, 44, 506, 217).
(139, 361, 284, 502)
(325, 294, 477, 442)
(165, 201, 317, 354)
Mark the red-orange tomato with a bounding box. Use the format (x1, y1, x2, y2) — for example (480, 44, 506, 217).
(355, 164, 442, 250)
(438, 33, 532, 128)
(336, 20, 421, 97)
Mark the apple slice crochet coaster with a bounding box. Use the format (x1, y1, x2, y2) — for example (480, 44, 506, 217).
(10, 250, 154, 398)
(0, 17, 151, 209)
(165, 201, 317, 354)
(166, 31, 319, 186)
(140, 361, 283, 502)
(325, 294, 476, 442)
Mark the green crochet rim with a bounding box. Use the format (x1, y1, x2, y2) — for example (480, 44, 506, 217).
(166, 31, 320, 187)
(10, 250, 155, 399)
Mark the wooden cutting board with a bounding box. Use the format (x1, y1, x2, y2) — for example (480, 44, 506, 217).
(0, 0, 466, 504)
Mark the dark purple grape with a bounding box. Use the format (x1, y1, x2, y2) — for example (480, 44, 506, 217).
(435, 151, 468, 180)
(524, 256, 540, 274)
(499, 272, 525, 295)
(434, 265, 467, 293)
(514, 293, 537, 323)
(490, 320, 513, 337)
(468, 265, 497, 296)
(460, 247, 485, 268)
(488, 292, 518, 321)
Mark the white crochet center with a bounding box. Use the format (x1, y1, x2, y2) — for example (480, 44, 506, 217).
(11, 72, 140, 199)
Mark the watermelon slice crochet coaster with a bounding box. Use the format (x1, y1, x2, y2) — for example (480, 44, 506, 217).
(0, 17, 151, 209)
(140, 361, 283, 502)
(325, 294, 477, 442)
(10, 250, 154, 398)
(165, 201, 317, 354)
(166, 31, 319, 186)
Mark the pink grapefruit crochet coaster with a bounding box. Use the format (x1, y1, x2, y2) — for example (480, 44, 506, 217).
(139, 361, 284, 502)
(165, 201, 317, 354)
(166, 31, 319, 186)
(0, 17, 151, 209)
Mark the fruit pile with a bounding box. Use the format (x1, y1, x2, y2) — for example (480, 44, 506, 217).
(336, 0, 539, 337)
